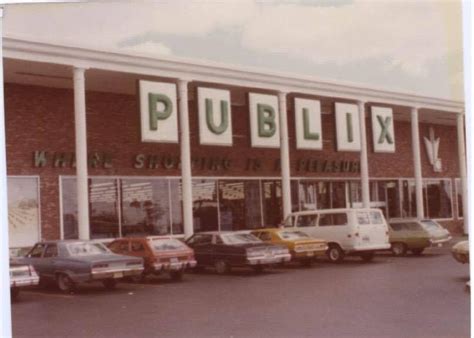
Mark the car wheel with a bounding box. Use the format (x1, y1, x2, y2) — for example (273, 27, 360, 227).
(327, 244, 345, 263)
(411, 248, 425, 256)
(130, 272, 147, 283)
(391, 242, 407, 256)
(214, 260, 229, 275)
(102, 278, 117, 290)
(10, 287, 20, 302)
(57, 273, 76, 293)
(170, 270, 184, 281)
(360, 251, 375, 262)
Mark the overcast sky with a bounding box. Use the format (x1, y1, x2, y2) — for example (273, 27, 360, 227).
(2, 0, 465, 101)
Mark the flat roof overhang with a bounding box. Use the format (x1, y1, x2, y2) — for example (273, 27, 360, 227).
(2, 36, 465, 126)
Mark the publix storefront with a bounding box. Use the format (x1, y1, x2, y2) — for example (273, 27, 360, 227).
(3, 37, 467, 249)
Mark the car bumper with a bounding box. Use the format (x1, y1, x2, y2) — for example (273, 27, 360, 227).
(430, 236, 452, 247)
(247, 253, 291, 265)
(90, 267, 144, 280)
(10, 275, 40, 288)
(153, 260, 197, 272)
(293, 249, 327, 259)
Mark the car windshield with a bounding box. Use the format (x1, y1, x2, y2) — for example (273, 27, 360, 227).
(420, 220, 442, 230)
(150, 239, 187, 252)
(220, 233, 261, 245)
(278, 231, 310, 240)
(282, 216, 294, 227)
(67, 242, 110, 256)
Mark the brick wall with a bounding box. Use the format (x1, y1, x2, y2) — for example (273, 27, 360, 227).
(4, 82, 464, 239)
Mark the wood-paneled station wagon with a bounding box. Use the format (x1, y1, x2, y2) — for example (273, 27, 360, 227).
(250, 228, 328, 267)
(15, 240, 144, 293)
(185, 231, 291, 274)
(108, 236, 197, 281)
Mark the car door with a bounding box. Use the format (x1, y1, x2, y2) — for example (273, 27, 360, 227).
(41, 244, 59, 279)
(23, 243, 47, 275)
(187, 234, 213, 266)
(317, 212, 350, 249)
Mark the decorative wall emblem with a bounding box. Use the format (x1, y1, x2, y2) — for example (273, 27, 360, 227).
(423, 127, 442, 172)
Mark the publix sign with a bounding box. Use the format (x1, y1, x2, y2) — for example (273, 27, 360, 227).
(139, 80, 395, 153)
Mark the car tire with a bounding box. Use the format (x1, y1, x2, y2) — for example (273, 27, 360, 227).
(102, 278, 117, 290)
(391, 242, 407, 256)
(359, 251, 375, 262)
(170, 270, 184, 281)
(10, 287, 20, 302)
(411, 248, 425, 256)
(57, 273, 76, 293)
(327, 244, 345, 263)
(214, 260, 229, 275)
(130, 272, 147, 283)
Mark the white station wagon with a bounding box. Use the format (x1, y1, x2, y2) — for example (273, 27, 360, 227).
(283, 208, 391, 263)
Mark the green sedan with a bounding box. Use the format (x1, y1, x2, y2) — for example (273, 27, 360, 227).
(388, 221, 431, 256)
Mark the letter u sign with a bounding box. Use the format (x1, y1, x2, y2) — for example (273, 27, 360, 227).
(198, 87, 233, 146)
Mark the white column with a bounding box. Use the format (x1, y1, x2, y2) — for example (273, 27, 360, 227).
(457, 113, 468, 234)
(73, 67, 90, 240)
(178, 79, 193, 238)
(278, 92, 292, 218)
(410, 107, 424, 219)
(357, 100, 370, 208)
(0, 7, 13, 338)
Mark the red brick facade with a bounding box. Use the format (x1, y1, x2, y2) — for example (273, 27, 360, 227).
(4, 82, 464, 238)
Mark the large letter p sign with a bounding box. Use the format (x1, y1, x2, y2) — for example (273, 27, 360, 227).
(139, 80, 178, 143)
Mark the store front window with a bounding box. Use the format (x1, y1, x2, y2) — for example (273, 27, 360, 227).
(262, 180, 282, 226)
(423, 179, 453, 219)
(192, 179, 219, 232)
(89, 178, 119, 239)
(348, 181, 362, 208)
(7, 176, 40, 248)
(401, 180, 417, 218)
(376, 180, 401, 219)
(121, 179, 171, 236)
(218, 180, 262, 231)
(61, 177, 183, 239)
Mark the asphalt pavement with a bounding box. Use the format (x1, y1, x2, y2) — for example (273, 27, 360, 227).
(11, 241, 470, 338)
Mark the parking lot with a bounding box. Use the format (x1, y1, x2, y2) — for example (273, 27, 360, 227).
(11, 241, 469, 338)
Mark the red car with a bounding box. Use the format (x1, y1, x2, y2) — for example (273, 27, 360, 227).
(108, 236, 196, 281)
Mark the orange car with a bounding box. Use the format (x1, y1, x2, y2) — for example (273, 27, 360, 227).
(108, 236, 196, 281)
(251, 228, 328, 266)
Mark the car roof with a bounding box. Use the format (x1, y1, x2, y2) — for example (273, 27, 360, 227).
(191, 230, 251, 235)
(389, 218, 421, 223)
(35, 239, 92, 245)
(288, 208, 381, 216)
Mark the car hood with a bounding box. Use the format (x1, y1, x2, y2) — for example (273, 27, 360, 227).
(425, 228, 451, 240)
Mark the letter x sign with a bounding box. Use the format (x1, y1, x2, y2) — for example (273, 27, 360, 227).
(371, 106, 395, 152)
